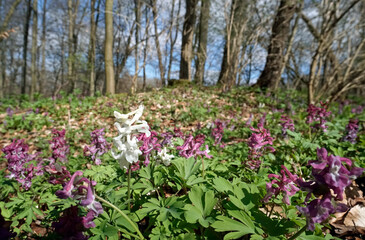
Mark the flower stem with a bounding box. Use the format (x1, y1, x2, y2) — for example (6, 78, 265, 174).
(127, 165, 131, 211)
(95, 195, 145, 240)
(201, 158, 205, 179)
(288, 224, 307, 240)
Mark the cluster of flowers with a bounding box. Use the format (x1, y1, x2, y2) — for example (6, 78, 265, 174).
(264, 148, 364, 231)
(6, 107, 14, 117)
(306, 102, 331, 131)
(2, 139, 43, 190)
(54, 170, 103, 237)
(280, 115, 295, 138)
(211, 119, 226, 147)
(176, 134, 212, 159)
(49, 129, 69, 163)
(246, 123, 275, 170)
(137, 131, 161, 167)
(342, 119, 359, 144)
(351, 105, 364, 114)
(111, 105, 151, 170)
(297, 148, 363, 230)
(263, 165, 299, 205)
(84, 128, 111, 165)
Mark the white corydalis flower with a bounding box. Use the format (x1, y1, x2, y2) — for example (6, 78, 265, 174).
(112, 105, 151, 169)
(157, 147, 174, 166)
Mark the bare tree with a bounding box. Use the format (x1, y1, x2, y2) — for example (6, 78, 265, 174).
(151, 0, 165, 86)
(21, 0, 32, 95)
(88, 0, 98, 96)
(179, 0, 198, 81)
(0, 0, 22, 98)
(131, 0, 141, 94)
(30, 0, 38, 100)
(167, 0, 181, 82)
(40, 0, 47, 95)
(300, 0, 364, 104)
(194, 0, 210, 85)
(218, 0, 248, 91)
(105, 0, 115, 94)
(255, 0, 297, 91)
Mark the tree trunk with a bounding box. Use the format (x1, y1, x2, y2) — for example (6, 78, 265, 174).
(194, 0, 210, 85)
(179, 0, 198, 81)
(40, 0, 47, 96)
(132, 0, 141, 94)
(0, 0, 22, 97)
(167, 0, 181, 82)
(67, 0, 74, 93)
(217, 0, 248, 91)
(151, 0, 165, 86)
(255, 0, 296, 90)
(105, 0, 115, 94)
(21, 0, 32, 95)
(143, 6, 150, 90)
(88, 0, 97, 96)
(30, 0, 38, 101)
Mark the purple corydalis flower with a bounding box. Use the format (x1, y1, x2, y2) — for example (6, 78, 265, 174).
(342, 119, 359, 144)
(55, 171, 83, 199)
(245, 114, 253, 126)
(50, 129, 69, 163)
(211, 120, 226, 147)
(2, 139, 43, 190)
(176, 134, 212, 159)
(258, 113, 267, 128)
(263, 165, 299, 205)
(351, 105, 364, 114)
(55, 171, 103, 225)
(80, 182, 103, 215)
(82, 210, 96, 229)
(6, 107, 13, 118)
(306, 102, 331, 131)
(137, 131, 161, 166)
(84, 128, 111, 165)
(280, 115, 294, 137)
(246, 125, 274, 170)
(299, 148, 364, 201)
(160, 132, 173, 146)
(297, 194, 347, 231)
(45, 163, 71, 185)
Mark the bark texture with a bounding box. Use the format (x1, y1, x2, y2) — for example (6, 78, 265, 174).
(255, 0, 296, 90)
(218, 0, 248, 91)
(105, 0, 115, 94)
(179, 0, 198, 81)
(194, 0, 210, 85)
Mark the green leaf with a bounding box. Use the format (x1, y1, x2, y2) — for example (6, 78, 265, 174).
(184, 205, 202, 224)
(212, 177, 233, 193)
(211, 213, 255, 239)
(188, 186, 204, 214)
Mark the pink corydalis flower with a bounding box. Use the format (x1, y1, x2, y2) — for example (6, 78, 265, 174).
(297, 194, 347, 231)
(211, 120, 226, 147)
(246, 125, 275, 170)
(84, 128, 111, 165)
(280, 115, 294, 138)
(55, 171, 103, 229)
(263, 165, 299, 205)
(342, 119, 359, 144)
(176, 134, 212, 159)
(2, 139, 43, 190)
(298, 148, 364, 202)
(50, 129, 69, 163)
(137, 131, 161, 166)
(306, 102, 331, 132)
